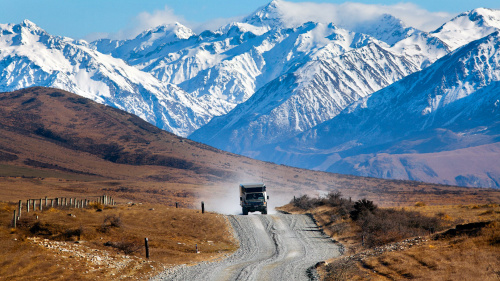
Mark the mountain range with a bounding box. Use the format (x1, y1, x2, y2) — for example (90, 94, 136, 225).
(1, 0, 499, 188)
(262, 31, 500, 188)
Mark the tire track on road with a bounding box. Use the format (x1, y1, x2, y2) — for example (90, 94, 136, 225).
(151, 214, 341, 281)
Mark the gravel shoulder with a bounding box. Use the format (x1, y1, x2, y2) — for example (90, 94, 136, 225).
(152, 214, 342, 281)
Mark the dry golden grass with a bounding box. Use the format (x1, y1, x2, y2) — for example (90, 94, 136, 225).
(1, 87, 500, 209)
(359, 222, 500, 281)
(0, 201, 237, 280)
(2, 87, 500, 280)
(280, 201, 500, 281)
(354, 204, 500, 281)
(404, 203, 500, 226)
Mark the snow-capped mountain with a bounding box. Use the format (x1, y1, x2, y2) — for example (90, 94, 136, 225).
(259, 31, 500, 188)
(0, 20, 213, 136)
(189, 7, 500, 187)
(3, 1, 500, 188)
(93, 1, 446, 118)
(189, 41, 420, 155)
(93, 22, 196, 61)
(352, 14, 418, 46)
(92, 0, 451, 151)
(432, 8, 500, 50)
(187, 2, 454, 156)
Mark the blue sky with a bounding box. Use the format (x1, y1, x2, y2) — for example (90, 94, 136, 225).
(1, 0, 499, 40)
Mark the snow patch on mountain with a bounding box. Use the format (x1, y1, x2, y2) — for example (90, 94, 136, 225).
(0, 20, 211, 136)
(432, 8, 500, 50)
(264, 32, 500, 187)
(353, 14, 418, 46)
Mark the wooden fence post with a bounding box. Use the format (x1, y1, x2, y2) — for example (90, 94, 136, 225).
(51, 199, 54, 208)
(39, 199, 42, 212)
(18, 200, 22, 218)
(33, 199, 36, 212)
(175, 202, 178, 208)
(45, 196, 48, 207)
(201, 201, 205, 214)
(145, 238, 150, 259)
(27, 200, 30, 213)
(12, 210, 16, 228)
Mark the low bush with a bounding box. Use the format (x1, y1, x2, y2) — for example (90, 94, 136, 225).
(290, 193, 443, 248)
(99, 214, 122, 233)
(104, 239, 142, 255)
(350, 199, 377, 221)
(325, 259, 359, 281)
(291, 191, 352, 212)
(291, 194, 320, 210)
(357, 208, 442, 247)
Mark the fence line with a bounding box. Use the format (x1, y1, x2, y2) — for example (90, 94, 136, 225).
(11, 195, 116, 227)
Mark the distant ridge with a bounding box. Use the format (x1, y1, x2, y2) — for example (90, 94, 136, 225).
(1, 87, 498, 206)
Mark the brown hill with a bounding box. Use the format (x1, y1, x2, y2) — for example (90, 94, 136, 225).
(0, 87, 499, 209)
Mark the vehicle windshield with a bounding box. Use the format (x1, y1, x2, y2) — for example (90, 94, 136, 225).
(246, 193, 264, 200)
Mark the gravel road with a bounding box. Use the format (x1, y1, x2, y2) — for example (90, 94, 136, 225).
(152, 214, 342, 281)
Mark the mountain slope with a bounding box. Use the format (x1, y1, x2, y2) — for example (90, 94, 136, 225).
(432, 8, 500, 50)
(183, 4, 451, 153)
(90, 1, 460, 143)
(3, 87, 497, 206)
(190, 42, 420, 155)
(264, 31, 500, 188)
(0, 20, 213, 136)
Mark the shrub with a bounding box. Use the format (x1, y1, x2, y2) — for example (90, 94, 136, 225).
(291, 195, 320, 210)
(290, 193, 443, 249)
(350, 199, 377, 221)
(99, 214, 122, 233)
(104, 239, 142, 255)
(357, 208, 442, 247)
(291, 191, 354, 212)
(327, 221, 350, 236)
(326, 191, 344, 206)
(59, 227, 84, 241)
(325, 259, 359, 281)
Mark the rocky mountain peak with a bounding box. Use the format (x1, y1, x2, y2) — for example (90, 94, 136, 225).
(432, 8, 500, 50)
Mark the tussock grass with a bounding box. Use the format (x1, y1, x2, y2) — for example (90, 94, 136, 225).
(0, 201, 237, 280)
(279, 195, 500, 280)
(358, 222, 500, 281)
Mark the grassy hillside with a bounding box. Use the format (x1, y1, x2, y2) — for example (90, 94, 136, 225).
(279, 195, 500, 280)
(1, 87, 499, 208)
(1, 87, 500, 280)
(0, 201, 236, 280)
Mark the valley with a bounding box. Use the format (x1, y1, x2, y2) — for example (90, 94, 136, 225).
(1, 87, 499, 280)
(1, 1, 500, 280)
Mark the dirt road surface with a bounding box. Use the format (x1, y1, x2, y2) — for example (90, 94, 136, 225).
(152, 214, 342, 281)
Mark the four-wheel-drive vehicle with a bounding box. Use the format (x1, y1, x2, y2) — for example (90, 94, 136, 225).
(240, 183, 269, 215)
